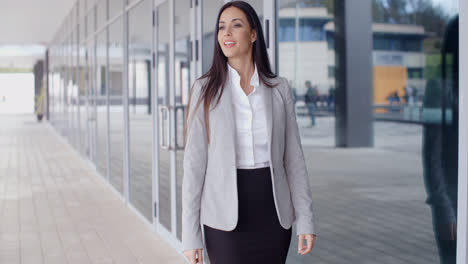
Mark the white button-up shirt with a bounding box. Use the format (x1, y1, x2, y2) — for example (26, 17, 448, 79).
(227, 62, 270, 169)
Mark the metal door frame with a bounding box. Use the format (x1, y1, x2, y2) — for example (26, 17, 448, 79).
(152, 0, 182, 250)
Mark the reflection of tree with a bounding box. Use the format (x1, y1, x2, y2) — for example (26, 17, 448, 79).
(294, 0, 451, 37)
(373, 0, 450, 37)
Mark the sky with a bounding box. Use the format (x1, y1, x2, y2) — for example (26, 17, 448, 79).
(431, 0, 459, 16)
(0, 44, 45, 57)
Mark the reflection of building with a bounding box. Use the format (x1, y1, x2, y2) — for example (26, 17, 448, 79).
(278, 7, 426, 104)
(278, 7, 332, 95)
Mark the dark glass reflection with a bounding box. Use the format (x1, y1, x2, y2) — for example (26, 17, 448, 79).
(422, 15, 458, 264)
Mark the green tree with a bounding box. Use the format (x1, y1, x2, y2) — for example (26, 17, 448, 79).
(384, 0, 410, 23)
(372, 0, 450, 37)
(372, 0, 387, 23)
(408, 0, 449, 37)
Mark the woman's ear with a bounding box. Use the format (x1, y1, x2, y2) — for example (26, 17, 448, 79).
(251, 29, 257, 43)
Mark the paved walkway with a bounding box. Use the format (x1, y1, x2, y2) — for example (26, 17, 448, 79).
(0, 115, 185, 264)
(1, 114, 441, 264)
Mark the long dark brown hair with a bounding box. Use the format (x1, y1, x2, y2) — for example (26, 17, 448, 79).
(185, 0, 279, 145)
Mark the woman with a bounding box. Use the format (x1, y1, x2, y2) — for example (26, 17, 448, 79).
(182, 1, 316, 263)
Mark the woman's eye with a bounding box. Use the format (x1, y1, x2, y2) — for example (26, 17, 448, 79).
(218, 24, 241, 30)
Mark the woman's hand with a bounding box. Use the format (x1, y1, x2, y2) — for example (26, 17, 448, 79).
(298, 234, 316, 255)
(183, 248, 204, 264)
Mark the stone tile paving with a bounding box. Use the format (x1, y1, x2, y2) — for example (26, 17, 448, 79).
(8, 113, 443, 264)
(0, 115, 186, 264)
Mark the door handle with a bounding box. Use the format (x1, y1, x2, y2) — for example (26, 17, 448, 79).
(158, 105, 186, 151)
(159, 105, 170, 150)
(174, 105, 186, 150)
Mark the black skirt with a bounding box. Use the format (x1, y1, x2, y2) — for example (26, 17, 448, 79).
(203, 166, 292, 264)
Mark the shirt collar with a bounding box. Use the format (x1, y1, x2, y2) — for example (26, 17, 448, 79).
(227, 62, 260, 88)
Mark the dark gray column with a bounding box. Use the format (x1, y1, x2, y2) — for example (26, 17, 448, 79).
(334, 0, 374, 147)
(33, 60, 44, 117)
(45, 50, 50, 120)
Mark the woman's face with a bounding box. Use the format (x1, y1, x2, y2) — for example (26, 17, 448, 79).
(217, 7, 256, 60)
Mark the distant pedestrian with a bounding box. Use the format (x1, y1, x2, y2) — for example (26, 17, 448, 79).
(304, 81, 317, 126)
(327, 87, 335, 112)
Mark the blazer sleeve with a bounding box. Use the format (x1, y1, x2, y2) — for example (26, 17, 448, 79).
(281, 77, 317, 236)
(181, 79, 208, 251)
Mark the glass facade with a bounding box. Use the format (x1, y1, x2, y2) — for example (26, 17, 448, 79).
(128, 0, 153, 222)
(155, 0, 171, 232)
(47, 0, 461, 263)
(174, 0, 192, 241)
(96, 29, 108, 178)
(108, 16, 124, 194)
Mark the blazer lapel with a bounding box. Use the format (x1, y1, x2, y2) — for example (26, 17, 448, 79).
(262, 81, 273, 161)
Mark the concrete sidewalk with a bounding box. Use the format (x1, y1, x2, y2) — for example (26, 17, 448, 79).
(0, 115, 185, 264)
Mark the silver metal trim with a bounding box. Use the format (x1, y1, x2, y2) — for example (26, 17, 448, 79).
(458, 1, 467, 262)
(169, 0, 177, 239)
(123, 0, 131, 202)
(105, 26, 111, 183)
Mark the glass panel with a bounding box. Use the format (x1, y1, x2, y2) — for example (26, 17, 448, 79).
(128, 0, 153, 222)
(156, 0, 171, 231)
(58, 41, 64, 136)
(299, 18, 325, 41)
(64, 36, 70, 139)
(278, 1, 335, 150)
(175, 0, 191, 241)
(97, 30, 108, 178)
(63, 35, 69, 140)
(279, 18, 295, 42)
(64, 36, 69, 138)
(109, 17, 124, 193)
(87, 0, 94, 12)
(58, 42, 66, 136)
(373, 2, 460, 264)
(87, 39, 97, 164)
(80, 0, 87, 21)
(97, 0, 107, 29)
(66, 34, 74, 144)
(87, 5, 95, 36)
(72, 29, 80, 150)
(80, 17, 85, 42)
(202, 0, 225, 74)
(79, 41, 88, 157)
(109, 0, 123, 20)
(127, 0, 138, 6)
(273, 1, 459, 264)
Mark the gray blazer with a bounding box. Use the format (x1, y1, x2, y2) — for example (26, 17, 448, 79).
(182, 75, 316, 252)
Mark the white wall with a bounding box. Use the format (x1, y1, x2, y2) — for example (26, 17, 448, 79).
(0, 73, 34, 114)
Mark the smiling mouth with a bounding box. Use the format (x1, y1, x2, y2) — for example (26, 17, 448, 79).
(224, 42, 236, 48)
